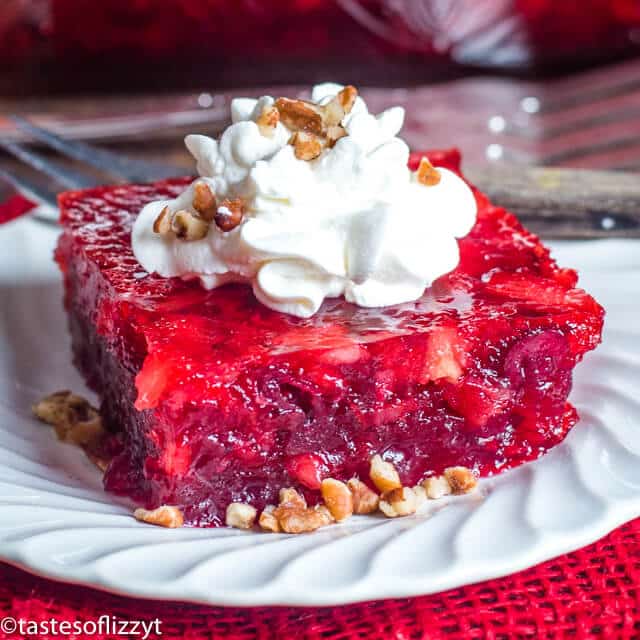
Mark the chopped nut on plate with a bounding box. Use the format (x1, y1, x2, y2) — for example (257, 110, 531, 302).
(274, 502, 334, 534)
(32, 390, 96, 427)
(422, 475, 453, 500)
(412, 484, 428, 508)
(347, 478, 380, 515)
(32, 390, 111, 473)
(59, 416, 104, 448)
(271, 486, 334, 534)
(379, 487, 418, 518)
(258, 505, 281, 533)
(315, 504, 334, 523)
(134, 505, 184, 528)
(321, 478, 353, 522)
(444, 466, 478, 494)
(369, 454, 402, 493)
(279, 486, 307, 508)
(32, 390, 103, 447)
(226, 502, 257, 529)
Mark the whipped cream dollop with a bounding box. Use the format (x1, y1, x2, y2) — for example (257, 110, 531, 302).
(132, 83, 477, 318)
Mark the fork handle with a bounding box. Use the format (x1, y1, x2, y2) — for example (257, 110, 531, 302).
(466, 165, 640, 238)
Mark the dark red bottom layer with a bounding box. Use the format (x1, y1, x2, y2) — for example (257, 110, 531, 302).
(67, 298, 578, 526)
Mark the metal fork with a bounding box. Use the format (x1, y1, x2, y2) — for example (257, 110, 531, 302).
(1, 115, 188, 225)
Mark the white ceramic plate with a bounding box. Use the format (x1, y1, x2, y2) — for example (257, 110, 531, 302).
(1, 218, 639, 607)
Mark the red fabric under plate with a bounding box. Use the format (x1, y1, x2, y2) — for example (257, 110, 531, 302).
(0, 518, 639, 639)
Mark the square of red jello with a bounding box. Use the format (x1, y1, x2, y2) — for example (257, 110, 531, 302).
(55, 149, 604, 526)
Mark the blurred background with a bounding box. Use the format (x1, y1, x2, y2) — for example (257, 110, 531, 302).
(1, 0, 640, 179)
(3, 0, 640, 90)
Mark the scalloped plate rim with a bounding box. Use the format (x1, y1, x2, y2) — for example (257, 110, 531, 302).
(0, 499, 639, 607)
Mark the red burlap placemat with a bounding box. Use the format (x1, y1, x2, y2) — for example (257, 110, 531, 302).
(1, 518, 639, 639)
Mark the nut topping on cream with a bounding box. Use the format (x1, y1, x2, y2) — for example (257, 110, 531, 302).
(415, 157, 442, 186)
(132, 83, 478, 318)
(256, 105, 280, 137)
(192, 181, 218, 221)
(214, 198, 244, 231)
(172, 209, 209, 241)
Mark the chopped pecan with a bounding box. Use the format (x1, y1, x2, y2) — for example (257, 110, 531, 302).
(226, 503, 257, 529)
(347, 478, 379, 515)
(379, 487, 418, 518)
(272, 487, 334, 534)
(33, 390, 95, 426)
(422, 475, 453, 500)
(172, 209, 209, 241)
(192, 182, 218, 221)
(315, 504, 334, 524)
(321, 478, 354, 522)
(214, 198, 244, 232)
(323, 101, 344, 128)
(412, 484, 428, 508)
(337, 85, 358, 113)
(369, 454, 402, 493)
(153, 206, 173, 235)
(275, 98, 324, 136)
(276, 87, 357, 159)
(32, 391, 103, 447)
(326, 125, 348, 147)
(256, 105, 280, 137)
(259, 505, 281, 533)
(321, 85, 358, 127)
(444, 466, 478, 494)
(274, 503, 333, 534)
(33, 391, 110, 471)
(290, 131, 324, 161)
(59, 417, 104, 448)
(415, 157, 441, 186)
(279, 487, 307, 508)
(134, 505, 184, 528)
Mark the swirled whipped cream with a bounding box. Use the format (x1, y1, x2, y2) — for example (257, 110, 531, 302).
(132, 83, 477, 318)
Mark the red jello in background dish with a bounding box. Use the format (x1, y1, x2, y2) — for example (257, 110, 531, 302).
(49, 0, 379, 60)
(55, 148, 603, 526)
(2, 1, 639, 71)
(48, 0, 640, 66)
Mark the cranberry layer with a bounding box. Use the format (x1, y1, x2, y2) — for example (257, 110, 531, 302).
(55, 150, 604, 526)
